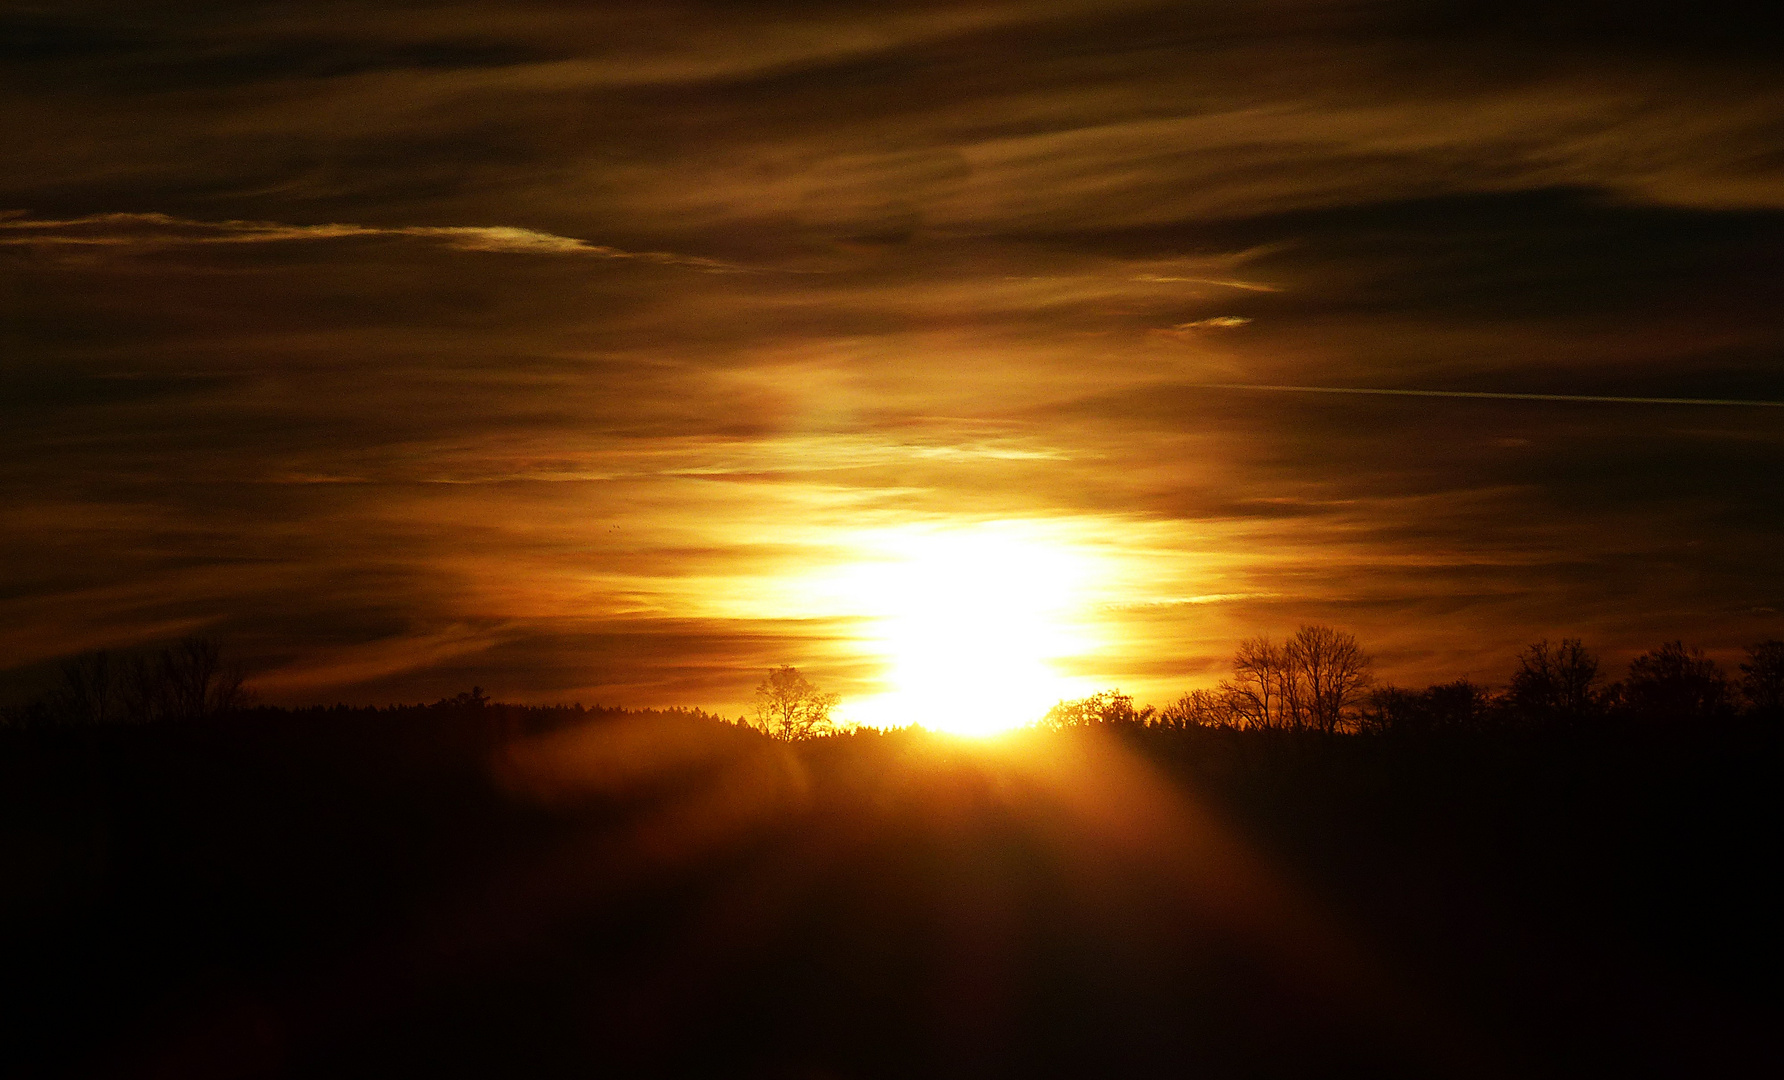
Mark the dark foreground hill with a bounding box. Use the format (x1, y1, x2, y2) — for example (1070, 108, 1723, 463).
(2, 705, 1778, 1079)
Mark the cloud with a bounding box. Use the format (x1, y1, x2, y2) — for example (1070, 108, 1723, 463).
(1133, 277, 1280, 292)
(5, 3, 1784, 711)
(0, 211, 742, 268)
(1154, 317, 1253, 337)
(1197, 384, 1784, 409)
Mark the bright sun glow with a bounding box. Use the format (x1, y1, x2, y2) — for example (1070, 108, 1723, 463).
(822, 522, 1101, 735)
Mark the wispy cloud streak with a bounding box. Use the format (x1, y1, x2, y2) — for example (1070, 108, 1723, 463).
(1200, 384, 1784, 409)
(0, 212, 741, 269)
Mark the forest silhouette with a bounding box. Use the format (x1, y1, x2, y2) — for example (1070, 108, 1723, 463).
(1, 629, 1779, 1078)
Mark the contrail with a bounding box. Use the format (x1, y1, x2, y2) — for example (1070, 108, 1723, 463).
(1200, 384, 1784, 408)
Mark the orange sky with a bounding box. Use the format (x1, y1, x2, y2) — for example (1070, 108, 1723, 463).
(3, 3, 1782, 719)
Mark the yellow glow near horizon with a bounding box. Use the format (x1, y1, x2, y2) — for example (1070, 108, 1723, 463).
(822, 522, 1101, 735)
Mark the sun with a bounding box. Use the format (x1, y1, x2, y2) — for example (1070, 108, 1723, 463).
(825, 522, 1100, 735)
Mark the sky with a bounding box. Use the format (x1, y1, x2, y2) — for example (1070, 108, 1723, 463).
(3, 1, 1783, 721)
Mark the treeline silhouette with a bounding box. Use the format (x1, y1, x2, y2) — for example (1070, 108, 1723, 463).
(3, 637, 251, 727)
(0, 633, 1778, 1078)
(1042, 628, 1784, 736)
(8, 630, 1780, 736)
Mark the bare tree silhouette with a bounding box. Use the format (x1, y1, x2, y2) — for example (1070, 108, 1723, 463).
(1285, 625, 1372, 734)
(1157, 688, 1239, 730)
(24, 638, 250, 725)
(1226, 635, 1293, 731)
(1508, 639, 1603, 726)
(752, 666, 839, 739)
(117, 638, 250, 722)
(51, 651, 119, 725)
(1739, 640, 1784, 717)
(1358, 680, 1493, 736)
(1180, 626, 1370, 732)
(1623, 641, 1731, 722)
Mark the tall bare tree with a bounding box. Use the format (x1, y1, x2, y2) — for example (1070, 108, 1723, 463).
(52, 651, 119, 725)
(1739, 640, 1784, 716)
(1205, 626, 1369, 732)
(1623, 641, 1731, 722)
(121, 638, 250, 722)
(1226, 635, 1294, 730)
(1283, 624, 1372, 734)
(752, 666, 839, 739)
(1508, 638, 1602, 726)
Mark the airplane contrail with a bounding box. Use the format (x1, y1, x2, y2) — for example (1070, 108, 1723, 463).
(1200, 384, 1784, 408)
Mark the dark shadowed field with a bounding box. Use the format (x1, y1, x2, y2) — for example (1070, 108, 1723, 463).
(2, 705, 1777, 1079)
